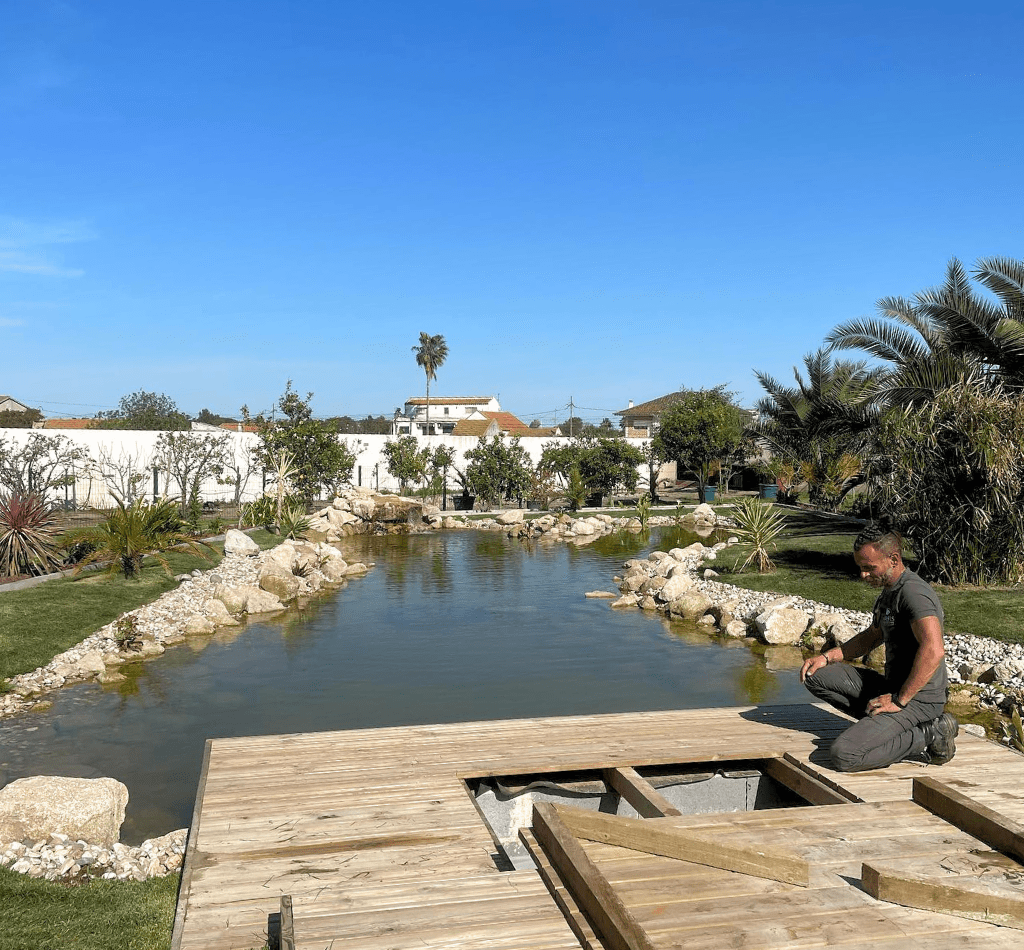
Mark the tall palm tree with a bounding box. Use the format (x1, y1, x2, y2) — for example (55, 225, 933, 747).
(826, 256, 1024, 405)
(412, 332, 449, 435)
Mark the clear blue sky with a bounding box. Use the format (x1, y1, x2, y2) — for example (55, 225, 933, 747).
(2, 1, 1022, 427)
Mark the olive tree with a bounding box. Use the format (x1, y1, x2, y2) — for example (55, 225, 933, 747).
(464, 435, 532, 508)
(382, 436, 430, 491)
(154, 431, 230, 518)
(0, 432, 88, 498)
(248, 382, 357, 502)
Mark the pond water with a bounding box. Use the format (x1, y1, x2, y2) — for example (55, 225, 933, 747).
(0, 527, 811, 843)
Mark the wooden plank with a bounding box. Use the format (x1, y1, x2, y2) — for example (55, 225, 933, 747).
(552, 804, 813, 886)
(519, 829, 601, 950)
(170, 737, 214, 950)
(531, 802, 658, 950)
(863, 857, 1024, 931)
(764, 754, 858, 805)
(913, 776, 1024, 863)
(604, 766, 682, 817)
(278, 894, 294, 950)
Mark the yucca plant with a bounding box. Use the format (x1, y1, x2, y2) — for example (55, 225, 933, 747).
(75, 497, 212, 579)
(278, 501, 312, 540)
(240, 494, 277, 530)
(0, 492, 64, 578)
(636, 492, 653, 529)
(732, 497, 787, 573)
(1002, 706, 1024, 755)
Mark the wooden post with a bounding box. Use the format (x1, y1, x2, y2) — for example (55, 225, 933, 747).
(913, 776, 1024, 863)
(531, 803, 657, 950)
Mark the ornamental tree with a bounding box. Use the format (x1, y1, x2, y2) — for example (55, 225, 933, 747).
(652, 387, 744, 498)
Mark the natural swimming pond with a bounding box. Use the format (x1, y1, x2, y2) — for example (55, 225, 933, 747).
(0, 526, 811, 843)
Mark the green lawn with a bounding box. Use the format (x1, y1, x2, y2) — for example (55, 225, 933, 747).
(0, 530, 279, 686)
(0, 869, 178, 950)
(715, 511, 1024, 645)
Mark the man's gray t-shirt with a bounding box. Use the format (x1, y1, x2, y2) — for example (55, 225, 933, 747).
(873, 568, 948, 705)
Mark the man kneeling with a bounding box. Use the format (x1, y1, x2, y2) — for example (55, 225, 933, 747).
(799, 520, 957, 772)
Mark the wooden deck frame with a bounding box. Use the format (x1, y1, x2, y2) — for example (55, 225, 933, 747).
(171, 704, 1024, 950)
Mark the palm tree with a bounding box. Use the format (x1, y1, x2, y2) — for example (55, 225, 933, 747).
(751, 349, 883, 509)
(827, 256, 1024, 405)
(412, 332, 449, 435)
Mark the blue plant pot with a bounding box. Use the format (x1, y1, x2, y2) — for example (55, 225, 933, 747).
(759, 483, 778, 500)
(701, 485, 717, 502)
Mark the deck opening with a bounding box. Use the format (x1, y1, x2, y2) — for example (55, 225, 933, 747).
(465, 757, 818, 870)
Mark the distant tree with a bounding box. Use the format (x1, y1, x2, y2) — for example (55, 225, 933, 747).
(96, 391, 190, 430)
(195, 408, 236, 426)
(381, 436, 430, 491)
(412, 332, 449, 435)
(326, 414, 392, 435)
(248, 382, 356, 502)
(653, 387, 744, 499)
(154, 431, 230, 518)
(554, 417, 622, 438)
(0, 407, 44, 428)
(464, 435, 533, 508)
(0, 432, 88, 497)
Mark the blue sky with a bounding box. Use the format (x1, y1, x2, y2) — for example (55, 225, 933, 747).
(2, 0, 1022, 427)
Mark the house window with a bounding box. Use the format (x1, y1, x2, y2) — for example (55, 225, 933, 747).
(444, 407, 449, 415)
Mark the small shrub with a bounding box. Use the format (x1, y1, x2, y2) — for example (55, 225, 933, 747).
(0, 492, 64, 578)
(112, 614, 143, 652)
(732, 498, 787, 573)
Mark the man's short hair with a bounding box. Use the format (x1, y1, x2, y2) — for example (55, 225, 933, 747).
(854, 519, 902, 555)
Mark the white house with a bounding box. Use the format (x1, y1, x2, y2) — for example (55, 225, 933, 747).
(392, 396, 503, 436)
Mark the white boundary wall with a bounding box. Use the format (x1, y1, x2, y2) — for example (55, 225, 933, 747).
(0, 428, 655, 508)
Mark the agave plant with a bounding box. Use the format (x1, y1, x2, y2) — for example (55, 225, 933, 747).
(732, 498, 787, 573)
(1001, 706, 1024, 755)
(0, 492, 64, 578)
(240, 494, 277, 530)
(76, 497, 212, 579)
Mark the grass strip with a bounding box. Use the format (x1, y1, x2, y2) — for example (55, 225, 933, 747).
(0, 869, 178, 950)
(0, 530, 280, 685)
(715, 516, 1024, 646)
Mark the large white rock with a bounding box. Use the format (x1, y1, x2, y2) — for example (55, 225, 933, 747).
(258, 571, 301, 602)
(244, 587, 285, 613)
(754, 606, 811, 645)
(496, 509, 525, 525)
(0, 776, 128, 848)
(667, 592, 714, 621)
(223, 529, 260, 557)
(658, 573, 695, 601)
(213, 584, 248, 614)
(320, 557, 350, 583)
(205, 597, 239, 627)
(692, 503, 717, 526)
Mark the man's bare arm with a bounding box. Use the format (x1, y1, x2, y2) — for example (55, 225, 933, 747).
(800, 623, 883, 683)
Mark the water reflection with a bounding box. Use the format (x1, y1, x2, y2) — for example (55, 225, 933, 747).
(0, 526, 811, 843)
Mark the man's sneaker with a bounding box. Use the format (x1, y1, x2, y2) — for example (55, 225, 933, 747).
(926, 713, 959, 765)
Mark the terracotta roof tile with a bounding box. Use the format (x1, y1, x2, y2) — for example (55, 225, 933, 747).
(42, 418, 96, 429)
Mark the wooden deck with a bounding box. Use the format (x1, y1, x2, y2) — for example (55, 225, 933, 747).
(171, 703, 1024, 950)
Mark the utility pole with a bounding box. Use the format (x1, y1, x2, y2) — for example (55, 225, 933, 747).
(569, 397, 574, 438)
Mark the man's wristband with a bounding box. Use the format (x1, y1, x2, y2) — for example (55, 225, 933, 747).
(893, 695, 907, 709)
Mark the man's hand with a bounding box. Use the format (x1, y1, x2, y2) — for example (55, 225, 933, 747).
(800, 654, 828, 683)
(867, 693, 899, 716)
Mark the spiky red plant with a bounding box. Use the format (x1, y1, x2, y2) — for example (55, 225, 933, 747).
(0, 492, 64, 578)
